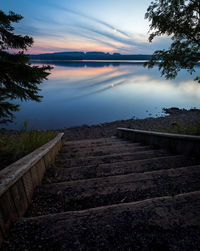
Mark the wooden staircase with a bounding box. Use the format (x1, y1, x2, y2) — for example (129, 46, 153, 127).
(4, 136, 200, 250)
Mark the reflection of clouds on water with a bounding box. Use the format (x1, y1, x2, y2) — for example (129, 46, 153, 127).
(76, 71, 131, 91)
(39, 61, 200, 104)
(125, 75, 200, 102)
(48, 63, 200, 104)
(7, 62, 200, 130)
(68, 80, 126, 100)
(177, 81, 200, 100)
(51, 65, 117, 80)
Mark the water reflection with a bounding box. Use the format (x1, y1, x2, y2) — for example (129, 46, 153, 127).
(31, 60, 146, 68)
(3, 61, 200, 129)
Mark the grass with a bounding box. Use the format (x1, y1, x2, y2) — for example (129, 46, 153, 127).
(0, 123, 57, 170)
(163, 122, 200, 136)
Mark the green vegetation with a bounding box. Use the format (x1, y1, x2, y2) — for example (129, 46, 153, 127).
(145, 0, 200, 83)
(0, 125, 57, 170)
(163, 122, 200, 136)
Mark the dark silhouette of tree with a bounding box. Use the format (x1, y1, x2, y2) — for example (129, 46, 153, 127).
(0, 10, 52, 123)
(144, 0, 200, 82)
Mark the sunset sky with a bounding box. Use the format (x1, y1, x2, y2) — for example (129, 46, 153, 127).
(1, 0, 170, 54)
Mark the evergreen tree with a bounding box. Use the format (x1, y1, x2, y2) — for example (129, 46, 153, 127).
(0, 10, 52, 123)
(144, 0, 200, 82)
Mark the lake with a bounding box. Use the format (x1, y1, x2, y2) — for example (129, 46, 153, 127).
(3, 61, 200, 130)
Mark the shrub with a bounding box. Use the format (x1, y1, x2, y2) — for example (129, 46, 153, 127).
(0, 126, 57, 170)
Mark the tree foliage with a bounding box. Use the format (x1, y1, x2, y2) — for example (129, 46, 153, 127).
(0, 10, 52, 123)
(144, 0, 200, 82)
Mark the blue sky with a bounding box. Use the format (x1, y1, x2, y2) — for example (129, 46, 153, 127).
(1, 0, 170, 54)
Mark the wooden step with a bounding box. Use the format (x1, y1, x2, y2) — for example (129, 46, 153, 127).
(55, 150, 168, 168)
(44, 155, 199, 183)
(60, 145, 151, 158)
(62, 137, 125, 147)
(5, 191, 200, 250)
(27, 165, 200, 216)
(62, 141, 140, 150)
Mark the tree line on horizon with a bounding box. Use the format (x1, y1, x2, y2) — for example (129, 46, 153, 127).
(30, 53, 153, 61)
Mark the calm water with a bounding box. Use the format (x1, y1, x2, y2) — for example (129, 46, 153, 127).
(3, 61, 200, 129)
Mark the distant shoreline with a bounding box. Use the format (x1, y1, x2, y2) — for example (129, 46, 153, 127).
(31, 59, 149, 62)
(29, 52, 152, 61)
(30, 59, 151, 68)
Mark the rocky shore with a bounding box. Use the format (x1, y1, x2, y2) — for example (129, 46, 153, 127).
(61, 108, 200, 141)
